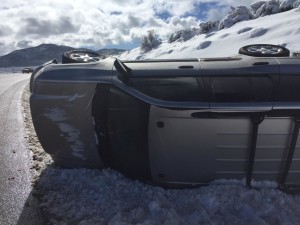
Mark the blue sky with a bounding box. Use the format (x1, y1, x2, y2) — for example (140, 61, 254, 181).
(0, 0, 258, 55)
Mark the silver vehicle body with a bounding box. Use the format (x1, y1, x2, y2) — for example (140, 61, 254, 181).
(30, 55, 300, 187)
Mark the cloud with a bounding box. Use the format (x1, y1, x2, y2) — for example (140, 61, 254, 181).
(0, 25, 12, 37)
(0, 0, 260, 55)
(18, 17, 80, 37)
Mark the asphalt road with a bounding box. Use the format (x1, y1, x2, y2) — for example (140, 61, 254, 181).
(0, 73, 42, 225)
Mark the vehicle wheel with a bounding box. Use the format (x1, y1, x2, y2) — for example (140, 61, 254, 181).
(62, 50, 104, 64)
(238, 44, 290, 57)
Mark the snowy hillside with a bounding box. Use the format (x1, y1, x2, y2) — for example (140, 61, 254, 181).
(119, 8, 300, 60)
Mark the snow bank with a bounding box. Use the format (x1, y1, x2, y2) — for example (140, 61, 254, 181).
(37, 168, 300, 225)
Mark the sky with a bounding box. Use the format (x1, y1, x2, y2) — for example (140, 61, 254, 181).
(0, 0, 259, 56)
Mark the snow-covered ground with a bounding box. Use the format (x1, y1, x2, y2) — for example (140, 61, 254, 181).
(22, 7, 300, 225)
(119, 8, 300, 60)
(36, 168, 300, 225)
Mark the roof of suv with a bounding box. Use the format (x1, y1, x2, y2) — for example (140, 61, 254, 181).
(120, 55, 300, 77)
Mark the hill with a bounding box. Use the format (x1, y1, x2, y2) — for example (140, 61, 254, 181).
(0, 44, 126, 67)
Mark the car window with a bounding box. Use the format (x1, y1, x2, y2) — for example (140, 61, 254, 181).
(128, 77, 204, 102)
(210, 76, 273, 103)
(250, 76, 273, 101)
(276, 76, 300, 102)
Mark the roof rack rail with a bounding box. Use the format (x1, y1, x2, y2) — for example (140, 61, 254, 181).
(201, 57, 242, 62)
(122, 58, 198, 63)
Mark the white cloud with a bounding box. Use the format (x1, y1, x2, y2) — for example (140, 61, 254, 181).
(0, 0, 261, 55)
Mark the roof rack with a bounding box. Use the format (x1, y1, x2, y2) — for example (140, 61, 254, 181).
(122, 58, 198, 63)
(201, 57, 242, 62)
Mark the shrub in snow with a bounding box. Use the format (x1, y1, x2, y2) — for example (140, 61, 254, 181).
(140, 30, 162, 52)
(219, 6, 253, 30)
(292, 52, 300, 57)
(199, 21, 219, 34)
(294, 0, 300, 7)
(280, 0, 297, 11)
(219, 18, 234, 30)
(168, 28, 198, 43)
(252, 0, 281, 18)
(251, 1, 267, 12)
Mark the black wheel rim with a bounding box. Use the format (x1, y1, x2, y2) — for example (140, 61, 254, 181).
(246, 45, 283, 55)
(70, 52, 101, 62)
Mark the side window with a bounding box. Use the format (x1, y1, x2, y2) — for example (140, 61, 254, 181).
(211, 77, 254, 102)
(251, 76, 273, 101)
(128, 77, 204, 102)
(276, 76, 300, 102)
(210, 76, 273, 103)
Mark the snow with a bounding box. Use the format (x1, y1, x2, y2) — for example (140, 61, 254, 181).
(23, 7, 300, 225)
(37, 168, 300, 225)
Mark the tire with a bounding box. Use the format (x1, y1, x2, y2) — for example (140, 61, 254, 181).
(238, 44, 290, 57)
(62, 50, 104, 64)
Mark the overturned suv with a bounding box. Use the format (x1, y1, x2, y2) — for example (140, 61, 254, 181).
(30, 45, 300, 188)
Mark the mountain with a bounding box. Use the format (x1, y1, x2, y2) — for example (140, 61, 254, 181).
(0, 44, 74, 67)
(0, 44, 126, 67)
(119, 8, 300, 60)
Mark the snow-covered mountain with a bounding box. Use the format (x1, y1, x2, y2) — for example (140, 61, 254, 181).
(119, 8, 300, 60)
